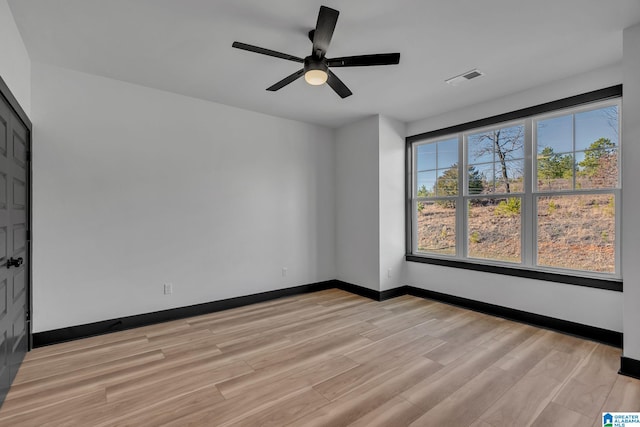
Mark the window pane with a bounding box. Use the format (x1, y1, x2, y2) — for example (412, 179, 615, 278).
(495, 159, 524, 194)
(468, 197, 521, 263)
(575, 106, 619, 152)
(416, 200, 456, 255)
(468, 163, 493, 194)
(417, 144, 436, 171)
(575, 147, 619, 189)
(437, 138, 459, 169)
(467, 135, 493, 163)
(468, 125, 525, 163)
(468, 124, 525, 196)
(417, 170, 436, 197)
(537, 152, 574, 191)
(537, 194, 615, 273)
(468, 165, 487, 195)
(436, 167, 458, 196)
(537, 115, 573, 154)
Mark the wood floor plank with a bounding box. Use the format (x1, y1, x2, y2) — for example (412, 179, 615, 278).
(164, 357, 358, 426)
(289, 357, 441, 427)
(344, 323, 443, 364)
(216, 342, 366, 399)
(315, 345, 442, 402)
(600, 375, 640, 411)
(530, 401, 592, 427)
(478, 350, 581, 426)
(0, 290, 632, 426)
(105, 358, 252, 402)
(424, 321, 512, 366)
(0, 389, 107, 426)
(546, 331, 598, 358)
(225, 387, 330, 427)
(14, 336, 152, 384)
(552, 343, 620, 418)
(101, 385, 225, 427)
(401, 323, 537, 411)
(19, 335, 148, 367)
(243, 323, 373, 371)
(198, 304, 351, 347)
(6, 350, 166, 400)
(491, 329, 555, 375)
(24, 328, 149, 360)
(346, 396, 424, 427)
(409, 366, 519, 427)
(363, 308, 442, 341)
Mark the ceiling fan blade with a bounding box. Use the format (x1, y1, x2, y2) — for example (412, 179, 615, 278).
(266, 69, 305, 91)
(232, 41, 303, 63)
(312, 6, 339, 58)
(326, 69, 352, 98)
(327, 53, 401, 67)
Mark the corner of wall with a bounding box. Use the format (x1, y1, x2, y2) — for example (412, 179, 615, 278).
(622, 22, 640, 361)
(378, 115, 407, 291)
(334, 115, 381, 291)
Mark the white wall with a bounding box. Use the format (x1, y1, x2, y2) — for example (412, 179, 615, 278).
(335, 116, 380, 290)
(378, 116, 406, 291)
(407, 63, 622, 137)
(0, 0, 30, 114)
(403, 264, 621, 330)
(622, 23, 640, 359)
(402, 64, 624, 332)
(31, 62, 335, 332)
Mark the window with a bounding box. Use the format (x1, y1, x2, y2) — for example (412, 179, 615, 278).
(534, 104, 619, 274)
(415, 137, 458, 255)
(407, 87, 621, 286)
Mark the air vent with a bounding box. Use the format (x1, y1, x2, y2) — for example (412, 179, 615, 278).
(445, 69, 484, 86)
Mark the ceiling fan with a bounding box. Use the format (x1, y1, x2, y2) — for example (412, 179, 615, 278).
(232, 5, 400, 98)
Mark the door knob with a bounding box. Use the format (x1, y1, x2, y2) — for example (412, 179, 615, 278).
(6, 257, 23, 268)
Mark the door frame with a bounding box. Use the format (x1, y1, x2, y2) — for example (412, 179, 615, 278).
(0, 75, 32, 351)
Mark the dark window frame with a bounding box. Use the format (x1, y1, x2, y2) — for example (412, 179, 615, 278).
(405, 85, 623, 292)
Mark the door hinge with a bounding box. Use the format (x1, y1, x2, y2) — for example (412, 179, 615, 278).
(26, 229, 30, 241)
(26, 151, 31, 162)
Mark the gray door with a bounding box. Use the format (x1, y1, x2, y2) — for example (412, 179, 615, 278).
(0, 93, 29, 406)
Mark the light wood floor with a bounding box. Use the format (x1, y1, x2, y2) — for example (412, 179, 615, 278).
(1, 289, 638, 426)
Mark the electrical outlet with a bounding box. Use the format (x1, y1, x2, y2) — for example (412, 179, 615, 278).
(388, 268, 392, 278)
(282, 267, 288, 277)
(164, 283, 173, 295)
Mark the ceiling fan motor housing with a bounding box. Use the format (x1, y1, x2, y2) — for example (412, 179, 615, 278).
(304, 56, 328, 73)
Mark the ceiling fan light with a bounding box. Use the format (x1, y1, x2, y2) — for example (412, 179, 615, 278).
(304, 69, 328, 85)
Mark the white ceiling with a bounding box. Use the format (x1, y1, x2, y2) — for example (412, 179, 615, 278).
(8, 0, 640, 128)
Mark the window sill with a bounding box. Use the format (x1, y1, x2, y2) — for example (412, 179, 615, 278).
(405, 254, 622, 292)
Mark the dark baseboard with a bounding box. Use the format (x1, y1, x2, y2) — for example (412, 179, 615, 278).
(619, 356, 640, 380)
(334, 280, 385, 301)
(33, 279, 623, 354)
(333, 281, 622, 348)
(405, 286, 623, 348)
(333, 281, 405, 301)
(33, 280, 335, 347)
(380, 286, 407, 301)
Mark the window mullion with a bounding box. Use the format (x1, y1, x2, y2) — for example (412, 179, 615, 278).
(411, 145, 418, 254)
(571, 114, 578, 190)
(615, 188, 621, 276)
(523, 119, 534, 267)
(458, 134, 466, 259)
